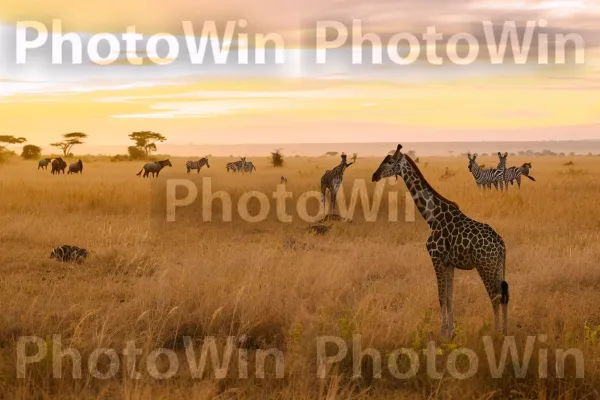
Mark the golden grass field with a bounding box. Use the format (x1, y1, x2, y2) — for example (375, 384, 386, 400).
(1, 154, 600, 399)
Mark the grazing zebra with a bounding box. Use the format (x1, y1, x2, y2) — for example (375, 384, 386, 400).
(241, 161, 256, 173)
(136, 159, 172, 178)
(280, 176, 288, 184)
(68, 159, 83, 174)
(186, 157, 210, 174)
(321, 153, 353, 214)
(467, 154, 503, 190)
(503, 162, 536, 189)
(226, 162, 238, 172)
(51, 158, 67, 175)
(227, 158, 247, 172)
(38, 158, 52, 170)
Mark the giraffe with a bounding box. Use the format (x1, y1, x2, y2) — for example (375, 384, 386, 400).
(372, 144, 509, 337)
(320, 153, 353, 215)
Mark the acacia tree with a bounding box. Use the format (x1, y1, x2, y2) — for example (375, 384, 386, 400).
(21, 145, 42, 159)
(128, 131, 166, 156)
(50, 132, 87, 157)
(0, 135, 27, 152)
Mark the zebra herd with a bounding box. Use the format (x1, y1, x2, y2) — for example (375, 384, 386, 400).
(468, 152, 535, 190)
(134, 156, 257, 178)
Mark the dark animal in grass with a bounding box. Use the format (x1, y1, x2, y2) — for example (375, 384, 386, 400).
(68, 159, 83, 174)
(38, 158, 52, 170)
(319, 214, 352, 223)
(307, 224, 333, 235)
(50, 245, 88, 262)
(136, 159, 172, 178)
(51, 158, 67, 175)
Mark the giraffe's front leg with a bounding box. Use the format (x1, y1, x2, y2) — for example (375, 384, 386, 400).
(331, 179, 342, 214)
(427, 235, 449, 337)
(445, 266, 455, 337)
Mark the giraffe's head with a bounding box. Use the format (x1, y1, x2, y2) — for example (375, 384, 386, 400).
(372, 144, 403, 182)
(467, 153, 478, 172)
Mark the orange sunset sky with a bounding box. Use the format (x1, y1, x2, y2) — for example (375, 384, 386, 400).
(1, 0, 600, 149)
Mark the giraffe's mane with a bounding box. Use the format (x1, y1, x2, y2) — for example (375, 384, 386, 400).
(403, 155, 460, 210)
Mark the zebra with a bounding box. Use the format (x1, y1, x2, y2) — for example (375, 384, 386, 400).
(50, 245, 88, 263)
(68, 159, 83, 174)
(467, 154, 503, 190)
(136, 159, 172, 178)
(226, 162, 238, 172)
(38, 158, 52, 170)
(226, 157, 247, 172)
(320, 153, 353, 214)
(241, 161, 256, 173)
(51, 158, 67, 175)
(280, 176, 288, 184)
(186, 157, 210, 174)
(503, 162, 536, 189)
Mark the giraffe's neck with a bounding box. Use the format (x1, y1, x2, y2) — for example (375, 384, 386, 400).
(333, 162, 347, 176)
(395, 157, 457, 228)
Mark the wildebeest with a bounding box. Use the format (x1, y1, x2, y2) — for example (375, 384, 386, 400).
(50, 245, 88, 263)
(68, 159, 83, 174)
(38, 158, 52, 170)
(51, 158, 67, 175)
(136, 159, 172, 178)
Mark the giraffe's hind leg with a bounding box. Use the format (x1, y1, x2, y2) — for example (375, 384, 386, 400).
(445, 266, 455, 337)
(477, 266, 504, 333)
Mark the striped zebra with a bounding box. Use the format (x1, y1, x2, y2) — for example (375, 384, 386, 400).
(186, 157, 210, 173)
(502, 162, 536, 189)
(226, 157, 246, 172)
(241, 161, 256, 173)
(467, 153, 504, 190)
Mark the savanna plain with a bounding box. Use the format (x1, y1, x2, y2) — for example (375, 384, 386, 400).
(0, 154, 599, 399)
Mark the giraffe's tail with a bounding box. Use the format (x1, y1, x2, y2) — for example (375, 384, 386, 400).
(500, 281, 509, 304)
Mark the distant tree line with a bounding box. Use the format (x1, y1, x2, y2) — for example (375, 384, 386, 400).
(0, 131, 172, 162)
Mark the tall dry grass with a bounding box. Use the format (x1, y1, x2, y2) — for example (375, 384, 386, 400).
(0, 155, 599, 399)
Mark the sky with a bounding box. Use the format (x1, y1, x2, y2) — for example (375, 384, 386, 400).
(1, 0, 600, 150)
